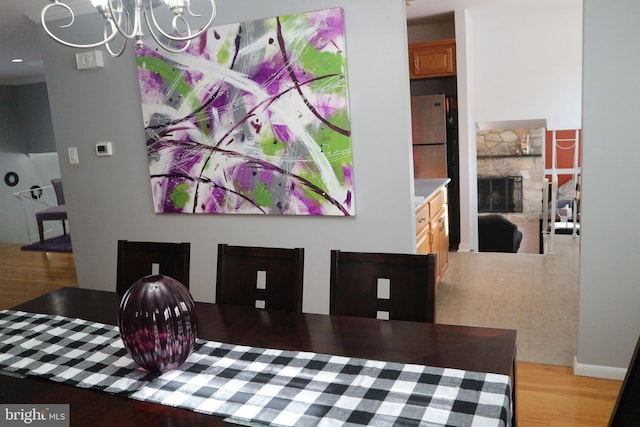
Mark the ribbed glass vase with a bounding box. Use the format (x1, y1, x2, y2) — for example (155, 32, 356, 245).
(118, 274, 197, 372)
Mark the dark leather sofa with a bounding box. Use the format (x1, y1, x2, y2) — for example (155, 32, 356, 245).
(478, 214, 523, 253)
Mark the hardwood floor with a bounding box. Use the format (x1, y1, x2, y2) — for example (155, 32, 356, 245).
(517, 363, 621, 426)
(0, 243, 622, 426)
(0, 243, 78, 311)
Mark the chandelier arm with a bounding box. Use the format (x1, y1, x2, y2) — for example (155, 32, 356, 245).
(144, 16, 192, 53)
(104, 21, 127, 57)
(105, 40, 127, 57)
(147, 0, 216, 43)
(41, 2, 120, 50)
(186, 1, 204, 18)
(105, 0, 138, 40)
(41, 1, 75, 29)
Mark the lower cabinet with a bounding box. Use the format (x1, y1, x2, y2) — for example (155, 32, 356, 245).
(430, 205, 449, 283)
(416, 186, 449, 286)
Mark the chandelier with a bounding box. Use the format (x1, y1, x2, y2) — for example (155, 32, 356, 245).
(40, 0, 217, 57)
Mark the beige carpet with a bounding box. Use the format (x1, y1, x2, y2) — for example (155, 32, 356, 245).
(436, 234, 580, 366)
(516, 221, 541, 254)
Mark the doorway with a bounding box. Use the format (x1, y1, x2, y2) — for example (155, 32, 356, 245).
(476, 125, 545, 254)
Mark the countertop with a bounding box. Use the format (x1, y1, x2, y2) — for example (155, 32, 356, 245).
(414, 178, 450, 209)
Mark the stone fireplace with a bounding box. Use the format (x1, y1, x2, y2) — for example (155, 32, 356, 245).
(477, 128, 544, 222)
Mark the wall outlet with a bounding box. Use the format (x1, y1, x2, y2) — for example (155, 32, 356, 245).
(76, 51, 104, 70)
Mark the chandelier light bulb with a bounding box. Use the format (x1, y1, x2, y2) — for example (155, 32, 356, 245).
(163, 0, 188, 15)
(89, 0, 108, 8)
(89, 0, 113, 20)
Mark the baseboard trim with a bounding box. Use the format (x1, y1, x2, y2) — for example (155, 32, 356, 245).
(457, 243, 473, 252)
(573, 355, 627, 380)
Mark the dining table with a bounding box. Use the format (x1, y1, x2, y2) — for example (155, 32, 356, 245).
(0, 287, 517, 426)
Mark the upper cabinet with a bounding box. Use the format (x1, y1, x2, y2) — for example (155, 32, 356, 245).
(408, 39, 456, 79)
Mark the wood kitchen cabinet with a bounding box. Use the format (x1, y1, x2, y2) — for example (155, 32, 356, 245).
(430, 204, 449, 282)
(416, 202, 431, 255)
(416, 186, 449, 285)
(408, 39, 456, 79)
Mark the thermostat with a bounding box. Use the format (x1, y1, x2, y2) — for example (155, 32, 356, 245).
(95, 142, 113, 156)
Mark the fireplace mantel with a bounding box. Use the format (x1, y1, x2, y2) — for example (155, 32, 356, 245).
(477, 154, 542, 159)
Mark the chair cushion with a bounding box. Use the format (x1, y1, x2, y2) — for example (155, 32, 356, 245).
(35, 205, 67, 221)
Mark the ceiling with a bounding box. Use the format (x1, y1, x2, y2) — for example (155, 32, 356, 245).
(0, 0, 547, 86)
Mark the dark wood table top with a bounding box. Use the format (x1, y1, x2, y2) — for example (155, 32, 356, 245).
(2, 287, 517, 426)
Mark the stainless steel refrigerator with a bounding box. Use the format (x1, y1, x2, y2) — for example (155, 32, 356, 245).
(411, 94, 448, 178)
(411, 93, 460, 250)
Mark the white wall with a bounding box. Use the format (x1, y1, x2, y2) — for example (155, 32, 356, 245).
(455, 10, 477, 251)
(575, 0, 640, 377)
(39, 0, 415, 313)
(469, 5, 582, 129)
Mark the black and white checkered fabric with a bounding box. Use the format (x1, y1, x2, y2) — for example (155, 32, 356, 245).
(0, 310, 512, 426)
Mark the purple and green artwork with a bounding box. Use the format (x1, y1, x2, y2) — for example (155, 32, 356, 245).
(135, 7, 354, 215)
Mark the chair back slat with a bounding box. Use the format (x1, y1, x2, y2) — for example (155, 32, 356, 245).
(116, 240, 191, 295)
(330, 250, 436, 322)
(51, 178, 65, 205)
(34, 179, 68, 243)
(216, 244, 304, 312)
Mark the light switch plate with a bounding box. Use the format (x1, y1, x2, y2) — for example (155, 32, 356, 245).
(76, 51, 104, 70)
(68, 147, 79, 165)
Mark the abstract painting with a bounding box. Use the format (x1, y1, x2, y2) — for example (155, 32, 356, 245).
(135, 7, 354, 215)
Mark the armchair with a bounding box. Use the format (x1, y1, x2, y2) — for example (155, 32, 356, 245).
(478, 214, 523, 253)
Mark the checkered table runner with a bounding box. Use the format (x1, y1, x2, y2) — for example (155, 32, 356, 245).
(0, 310, 512, 426)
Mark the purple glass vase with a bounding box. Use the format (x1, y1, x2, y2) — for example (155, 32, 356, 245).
(118, 274, 197, 372)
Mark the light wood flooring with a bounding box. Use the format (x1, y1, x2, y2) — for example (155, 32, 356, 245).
(0, 242, 78, 311)
(0, 243, 622, 426)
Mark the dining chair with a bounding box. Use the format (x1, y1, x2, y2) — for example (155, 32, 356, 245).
(116, 240, 191, 295)
(329, 250, 437, 322)
(608, 335, 640, 426)
(35, 178, 67, 243)
(216, 244, 304, 312)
